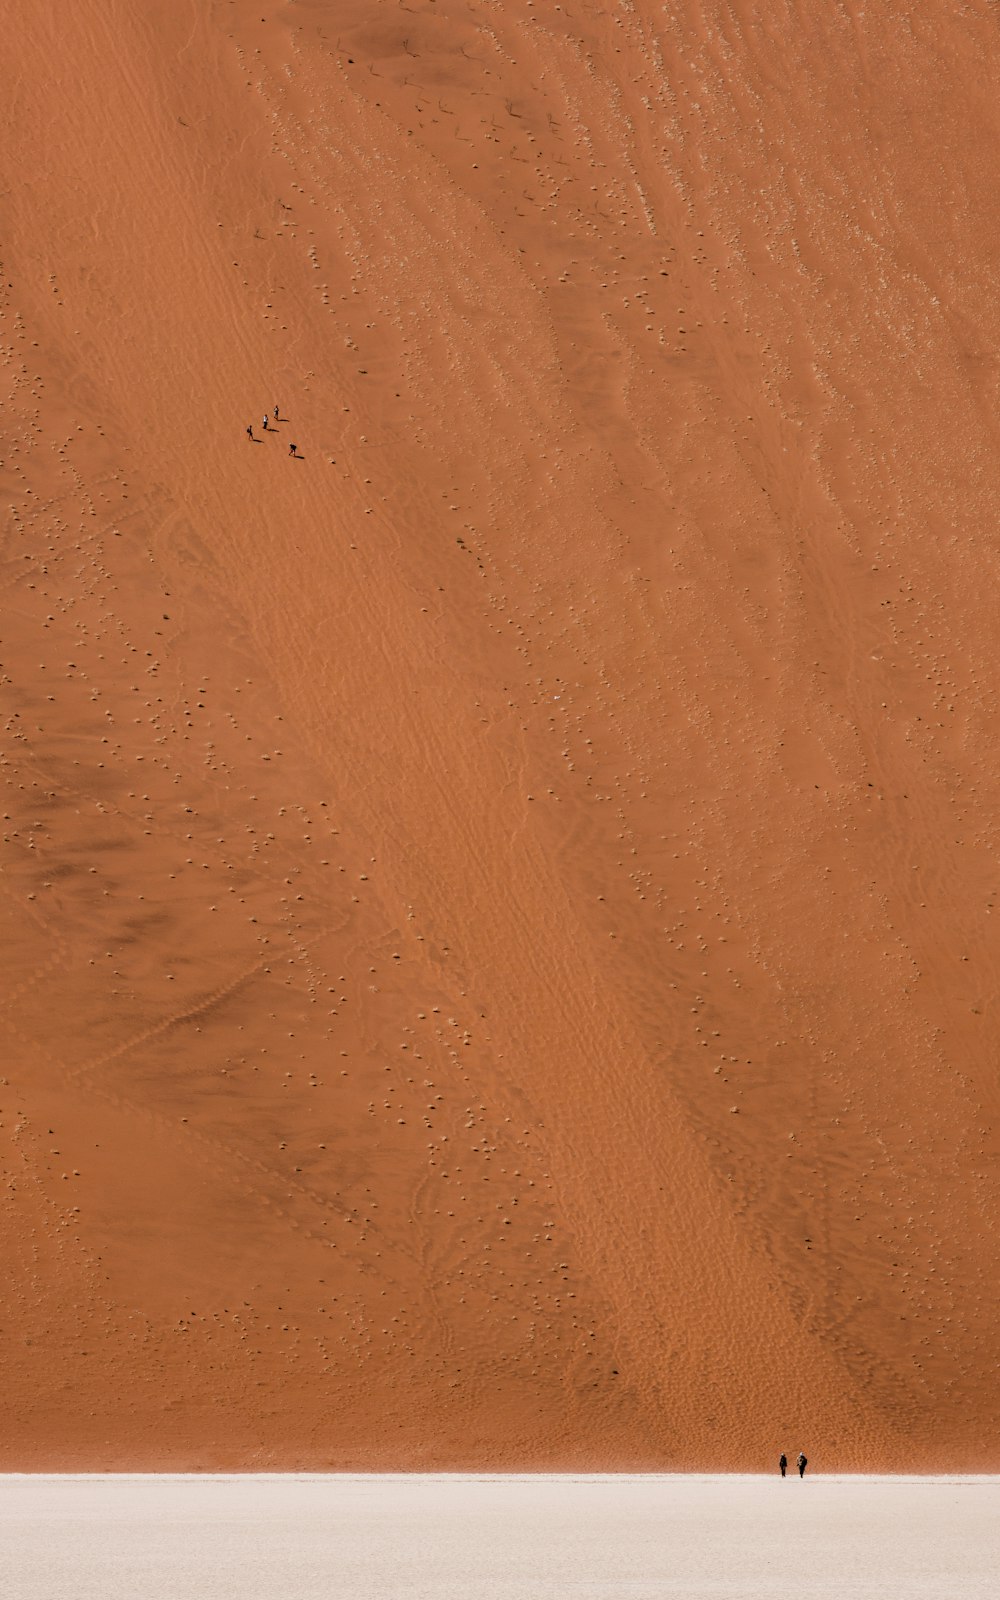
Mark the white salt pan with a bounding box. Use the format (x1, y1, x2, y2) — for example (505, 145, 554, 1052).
(3, 1473, 997, 1599)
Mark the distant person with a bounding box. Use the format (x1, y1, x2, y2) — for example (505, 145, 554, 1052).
(274, 405, 279, 420)
(262, 414, 269, 430)
(779, 1453, 787, 1478)
(246, 425, 254, 440)
(797, 1453, 808, 1478)
(289, 442, 297, 456)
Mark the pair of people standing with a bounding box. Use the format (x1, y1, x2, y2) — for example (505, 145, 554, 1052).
(779, 1453, 807, 1477)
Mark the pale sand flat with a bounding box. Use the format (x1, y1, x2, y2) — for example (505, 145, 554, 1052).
(2, 1475, 997, 1599)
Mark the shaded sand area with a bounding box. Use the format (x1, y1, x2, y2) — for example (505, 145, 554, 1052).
(4, 2, 1000, 1469)
(4, 1476, 998, 1600)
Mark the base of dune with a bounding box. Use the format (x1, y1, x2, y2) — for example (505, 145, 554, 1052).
(5, 1476, 998, 1600)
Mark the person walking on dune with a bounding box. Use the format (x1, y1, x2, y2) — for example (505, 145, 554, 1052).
(779, 1454, 787, 1478)
(246, 425, 254, 441)
(289, 442, 298, 457)
(274, 405, 279, 421)
(797, 1452, 808, 1479)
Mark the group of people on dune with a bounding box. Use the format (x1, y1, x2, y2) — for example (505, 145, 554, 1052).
(246, 404, 297, 455)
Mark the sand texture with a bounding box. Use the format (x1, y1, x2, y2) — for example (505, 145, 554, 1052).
(2, 1, 1000, 1470)
(4, 1476, 999, 1600)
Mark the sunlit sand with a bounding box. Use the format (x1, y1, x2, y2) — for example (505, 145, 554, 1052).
(5, 0, 1000, 1475)
(4, 1475, 997, 1599)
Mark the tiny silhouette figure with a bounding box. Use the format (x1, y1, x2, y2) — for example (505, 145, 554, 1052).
(289, 442, 298, 456)
(779, 1453, 787, 1478)
(274, 405, 279, 420)
(246, 426, 254, 441)
(262, 414, 269, 430)
(797, 1453, 808, 1478)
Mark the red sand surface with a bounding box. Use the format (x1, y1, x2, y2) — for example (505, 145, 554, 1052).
(2, 1, 999, 1472)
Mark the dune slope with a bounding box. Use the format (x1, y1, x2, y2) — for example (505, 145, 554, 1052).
(2, 0, 999, 1469)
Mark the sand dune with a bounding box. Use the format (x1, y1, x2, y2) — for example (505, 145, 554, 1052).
(2, 0, 1000, 1469)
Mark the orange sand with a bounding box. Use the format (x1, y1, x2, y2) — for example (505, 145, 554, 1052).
(2, 0, 999, 1471)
